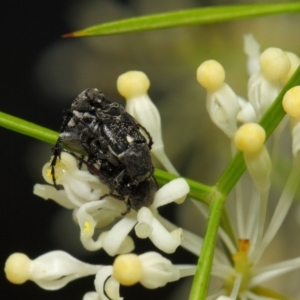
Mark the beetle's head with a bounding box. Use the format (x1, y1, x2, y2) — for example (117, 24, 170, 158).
(71, 88, 111, 111)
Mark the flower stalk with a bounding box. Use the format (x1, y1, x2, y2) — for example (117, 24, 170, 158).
(189, 191, 226, 300)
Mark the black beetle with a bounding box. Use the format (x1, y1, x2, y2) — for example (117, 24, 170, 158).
(51, 88, 157, 213)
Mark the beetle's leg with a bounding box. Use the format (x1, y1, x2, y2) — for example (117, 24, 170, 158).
(121, 201, 131, 216)
(51, 109, 74, 188)
(51, 137, 62, 188)
(78, 154, 85, 170)
(138, 123, 153, 149)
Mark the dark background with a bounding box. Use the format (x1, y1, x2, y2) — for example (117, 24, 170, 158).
(1, 0, 300, 299)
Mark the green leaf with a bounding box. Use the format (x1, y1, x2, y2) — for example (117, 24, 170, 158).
(63, 3, 300, 37)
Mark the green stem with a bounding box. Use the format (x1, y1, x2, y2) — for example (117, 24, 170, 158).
(0, 111, 58, 144)
(189, 190, 225, 300)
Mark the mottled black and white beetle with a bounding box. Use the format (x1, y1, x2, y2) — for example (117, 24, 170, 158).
(51, 88, 157, 213)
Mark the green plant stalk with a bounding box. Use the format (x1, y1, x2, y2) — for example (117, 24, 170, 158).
(64, 3, 300, 37)
(189, 66, 300, 300)
(0, 111, 58, 144)
(189, 190, 225, 300)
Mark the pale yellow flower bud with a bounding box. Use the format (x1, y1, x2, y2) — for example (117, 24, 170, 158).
(282, 86, 300, 118)
(113, 254, 143, 286)
(260, 47, 291, 81)
(5, 253, 31, 284)
(117, 71, 150, 99)
(234, 123, 266, 154)
(234, 123, 271, 191)
(281, 52, 300, 84)
(196, 60, 225, 91)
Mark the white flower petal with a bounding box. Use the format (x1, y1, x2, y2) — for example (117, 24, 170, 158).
(77, 199, 125, 231)
(292, 122, 300, 158)
(135, 207, 154, 238)
(33, 184, 77, 209)
(40, 153, 108, 208)
(76, 199, 128, 251)
(244, 146, 272, 192)
(64, 176, 102, 201)
(251, 257, 300, 287)
(243, 34, 261, 76)
(153, 178, 189, 208)
(148, 218, 182, 253)
(139, 252, 180, 289)
(237, 97, 258, 123)
(83, 292, 100, 300)
(62, 182, 92, 207)
(117, 71, 178, 174)
(126, 94, 163, 149)
(94, 266, 123, 300)
(248, 72, 281, 118)
(103, 214, 137, 256)
(206, 83, 240, 138)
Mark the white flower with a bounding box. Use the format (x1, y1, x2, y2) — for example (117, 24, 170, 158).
(248, 47, 290, 119)
(34, 152, 108, 208)
(198, 35, 299, 128)
(195, 37, 300, 299)
(94, 266, 123, 300)
(117, 70, 178, 175)
(243, 34, 260, 76)
(77, 178, 190, 255)
(234, 123, 271, 192)
(33, 148, 189, 256)
(196, 60, 240, 138)
(4, 251, 102, 290)
(89, 252, 196, 299)
(113, 252, 195, 288)
(83, 292, 102, 300)
(237, 96, 258, 124)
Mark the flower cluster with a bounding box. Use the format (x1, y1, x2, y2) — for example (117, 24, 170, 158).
(196, 35, 300, 299)
(4, 35, 300, 299)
